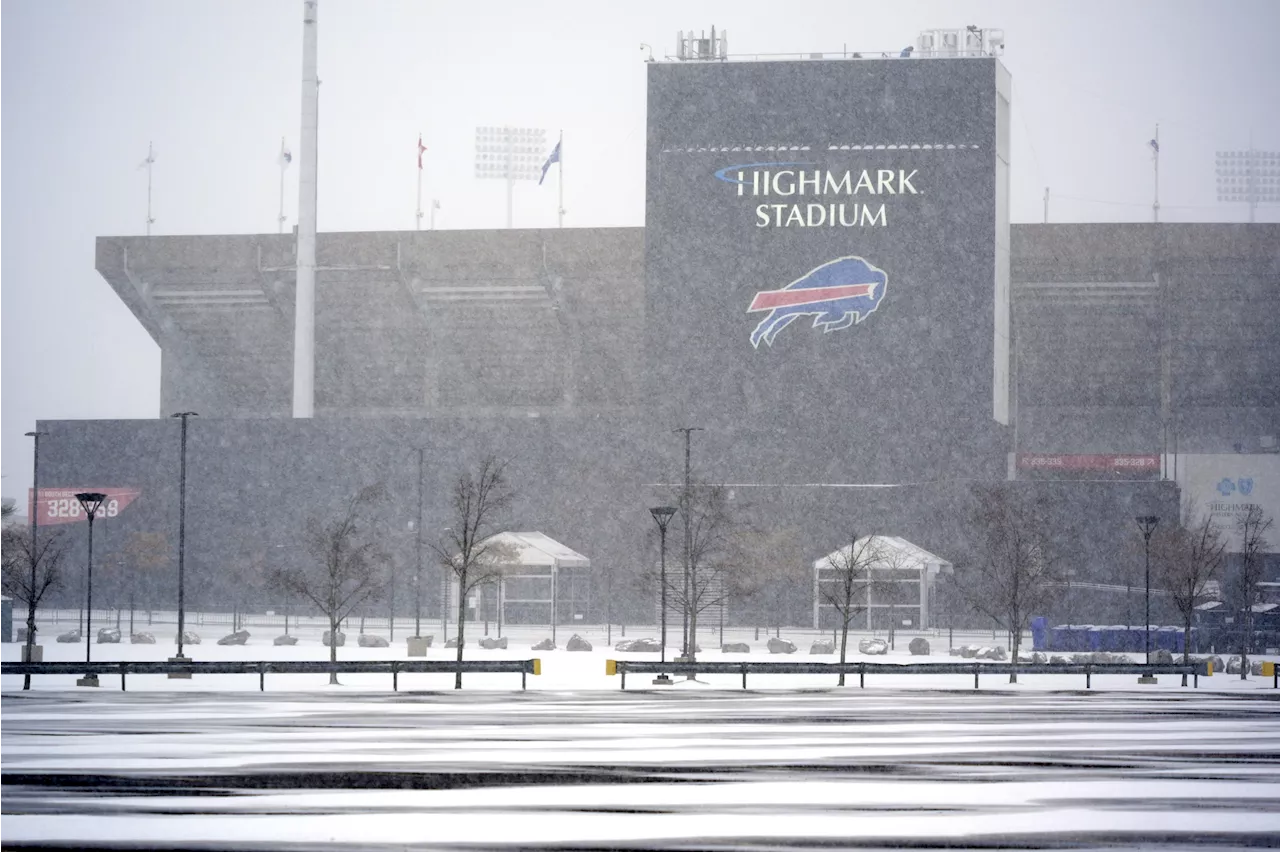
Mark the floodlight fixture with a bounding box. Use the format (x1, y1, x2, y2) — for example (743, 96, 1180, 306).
(1215, 148, 1280, 222)
(474, 126, 548, 227)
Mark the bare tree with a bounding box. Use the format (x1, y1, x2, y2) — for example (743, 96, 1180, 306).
(1152, 502, 1227, 685)
(268, 483, 388, 684)
(665, 484, 742, 664)
(2, 525, 68, 689)
(817, 534, 886, 685)
(432, 456, 515, 689)
(1235, 504, 1273, 680)
(957, 484, 1064, 682)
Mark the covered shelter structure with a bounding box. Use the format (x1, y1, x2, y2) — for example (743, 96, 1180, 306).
(450, 532, 590, 638)
(812, 536, 953, 631)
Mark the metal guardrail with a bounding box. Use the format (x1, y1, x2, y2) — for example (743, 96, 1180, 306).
(1, 659, 541, 691)
(605, 660, 1221, 690)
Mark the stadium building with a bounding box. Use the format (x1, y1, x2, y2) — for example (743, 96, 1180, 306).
(32, 34, 1276, 631)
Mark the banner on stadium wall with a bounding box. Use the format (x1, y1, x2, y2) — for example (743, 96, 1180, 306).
(1175, 455, 1280, 552)
(26, 488, 142, 526)
(1016, 453, 1161, 473)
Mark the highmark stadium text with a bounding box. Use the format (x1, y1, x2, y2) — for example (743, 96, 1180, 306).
(715, 166, 921, 228)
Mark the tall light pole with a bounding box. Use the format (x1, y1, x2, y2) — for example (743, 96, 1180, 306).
(171, 412, 197, 662)
(74, 492, 108, 687)
(413, 448, 424, 638)
(1136, 515, 1159, 682)
(672, 427, 703, 659)
(22, 430, 49, 689)
(649, 506, 677, 677)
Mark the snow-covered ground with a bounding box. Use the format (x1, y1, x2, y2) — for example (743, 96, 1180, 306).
(5, 615, 1280, 848)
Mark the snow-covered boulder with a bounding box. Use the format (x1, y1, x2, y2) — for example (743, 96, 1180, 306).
(1226, 656, 1243, 674)
(959, 645, 981, 659)
(722, 642, 750, 653)
(97, 627, 122, 644)
(858, 638, 889, 656)
(908, 637, 930, 656)
(566, 634, 592, 652)
(976, 646, 1007, 661)
(273, 634, 298, 646)
(531, 638, 556, 651)
(1049, 655, 1068, 665)
(322, 630, 345, 647)
(767, 637, 798, 654)
(357, 634, 389, 648)
(615, 638, 661, 653)
(56, 630, 81, 643)
(479, 636, 507, 650)
(131, 632, 156, 644)
(1250, 659, 1266, 676)
(445, 637, 465, 649)
(180, 630, 202, 645)
(809, 640, 835, 655)
(1152, 648, 1174, 665)
(217, 630, 250, 646)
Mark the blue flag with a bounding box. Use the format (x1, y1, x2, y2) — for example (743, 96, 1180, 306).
(539, 140, 561, 185)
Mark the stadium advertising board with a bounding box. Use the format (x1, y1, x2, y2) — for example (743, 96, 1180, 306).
(1176, 455, 1280, 551)
(27, 487, 141, 525)
(646, 58, 1007, 477)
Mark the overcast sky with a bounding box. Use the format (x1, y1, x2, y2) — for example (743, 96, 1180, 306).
(3, 0, 1279, 499)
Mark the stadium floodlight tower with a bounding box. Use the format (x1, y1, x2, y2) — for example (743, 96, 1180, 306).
(1216, 148, 1280, 223)
(474, 126, 546, 228)
(293, 0, 320, 418)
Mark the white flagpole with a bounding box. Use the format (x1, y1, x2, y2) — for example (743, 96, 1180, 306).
(1152, 123, 1160, 224)
(278, 136, 287, 234)
(557, 130, 564, 228)
(144, 141, 156, 236)
(416, 134, 424, 231)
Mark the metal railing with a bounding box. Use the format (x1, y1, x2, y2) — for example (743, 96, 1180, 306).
(605, 659, 1217, 690)
(2, 659, 541, 692)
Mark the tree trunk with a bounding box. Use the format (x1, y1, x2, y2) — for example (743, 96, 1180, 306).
(23, 597, 37, 690)
(838, 616, 849, 687)
(1009, 625, 1020, 684)
(1182, 621, 1192, 687)
(455, 571, 467, 689)
(1240, 609, 1251, 680)
(329, 614, 339, 685)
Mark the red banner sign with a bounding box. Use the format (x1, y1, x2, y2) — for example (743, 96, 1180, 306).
(27, 487, 142, 525)
(1016, 454, 1160, 472)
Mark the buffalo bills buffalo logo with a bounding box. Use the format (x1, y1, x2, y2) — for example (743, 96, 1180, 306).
(747, 256, 888, 348)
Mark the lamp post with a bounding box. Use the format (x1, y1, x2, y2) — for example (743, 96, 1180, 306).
(22, 430, 49, 688)
(649, 506, 677, 683)
(1136, 515, 1159, 683)
(171, 411, 197, 663)
(672, 426, 703, 659)
(74, 492, 108, 687)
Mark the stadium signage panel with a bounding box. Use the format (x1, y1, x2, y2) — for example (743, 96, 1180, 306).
(1016, 454, 1160, 472)
(713, 163, 921, 228)
(27, 487, 141, 525)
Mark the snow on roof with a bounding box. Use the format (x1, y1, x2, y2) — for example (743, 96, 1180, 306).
(479, 531, 589, 570)
(813, 535, 952, 575)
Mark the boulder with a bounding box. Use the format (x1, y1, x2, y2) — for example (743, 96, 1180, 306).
(721, 642, 751, 653)
(56, 630, 81, 643)
(1152, 648, 1174, 665)
(180, 630, 202, 645)
(1208, 655, 1225, 673)
(614, 638, 661, 653)
(357, 634, 389, 648)
(1029, 652, 1048, 664)
(959, 644, 981, 659)
(217, 630, 250, 646)
(322, 630, 346, 647)
(445, 637, 465, 649)
(531, 638, 556, 651)
(858, 637, 889, 656)
(977, 646, 1007, 661)
(1049, 655, 1069, 665)
(131, 632, 156, 644)
(767, 637, 798, 654)
(479, 636, 508, 650)
(809, 640, 835, 655)
(97, 627, 122, 644)
(949, 646, 965, 657)
(566, 634, 592, 652)
(1250, 659, 1266, 676)
(273, 634, 299, 646)
(908, 637, 931, 656)
(1226, 656, 1243, 674)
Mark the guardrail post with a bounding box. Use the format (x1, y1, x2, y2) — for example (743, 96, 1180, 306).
(742, 663, 748, 690)
(859, 663, 865, 689)
(621, 668, 626, 691)
(522, 668, 526, 691)
(1086, 665, 1091, 690)
(259, 663, 266, 692)
(1193, 668, 1198, 689)
(121, 664, 127, 692)
(393, 662, 399, 692)
(973, 663, 979, 690)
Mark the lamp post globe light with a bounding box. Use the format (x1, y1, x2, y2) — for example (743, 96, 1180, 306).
(1135, 515, 1160, 683)
(649, 505, 678, 684)
(74, 492, 109, 687)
